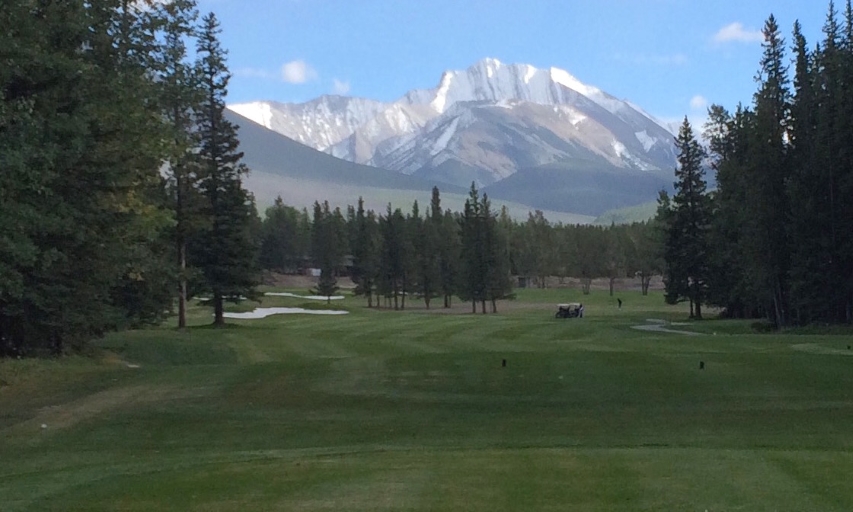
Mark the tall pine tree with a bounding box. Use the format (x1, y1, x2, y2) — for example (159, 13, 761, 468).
(193, 12, 258, 326)
(664, 118, 712, 318)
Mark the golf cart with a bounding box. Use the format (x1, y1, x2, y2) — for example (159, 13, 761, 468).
(555, 303, 582, 319)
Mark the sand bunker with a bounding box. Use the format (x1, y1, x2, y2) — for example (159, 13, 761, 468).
(223, 307, 349, 319)
(631, 319, 701, 336)
(265, 292, 345, 301)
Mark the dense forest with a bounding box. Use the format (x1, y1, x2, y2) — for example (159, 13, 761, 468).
(1, 1, 258, 356)
(3, 1, 852, 358)
(658, 3, 853, 327)
(257, 186, 660, 313)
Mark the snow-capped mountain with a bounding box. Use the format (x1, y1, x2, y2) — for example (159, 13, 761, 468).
(228, 58, 677, 188)
(228, 95, 386, 151)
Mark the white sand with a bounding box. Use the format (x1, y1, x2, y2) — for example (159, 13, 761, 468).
(264, 292, 345, 301)
(223, 307, 348, 319)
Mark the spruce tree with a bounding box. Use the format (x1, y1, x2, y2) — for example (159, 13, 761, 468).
(482, 194, 513, 312)
(1, 2, 173, 354)
(311, 269, 339, 304)
(430, 188, 459, 308)
(415, 200, 441, 309)
(156, 0, 202, 329)
(193, 12, 259, 326)
(459, 183, 486, 313)
(745, 15, 792, 326)
(351, 197, 380, 307)
(666, 118, 712, 318)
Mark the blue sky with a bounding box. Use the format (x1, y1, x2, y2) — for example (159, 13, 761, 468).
(198, 0, 827, 123)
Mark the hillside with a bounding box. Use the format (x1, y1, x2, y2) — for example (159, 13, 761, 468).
(482, 160, 670, 217)
(229, 110, 593, 223)
(593, 200, 660, 225)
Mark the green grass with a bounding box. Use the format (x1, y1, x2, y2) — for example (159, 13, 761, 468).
(2, 290, 853, 510)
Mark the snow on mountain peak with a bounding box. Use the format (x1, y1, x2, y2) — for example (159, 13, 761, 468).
(227, 57, 677, 185)
(407, 57, 635, 120)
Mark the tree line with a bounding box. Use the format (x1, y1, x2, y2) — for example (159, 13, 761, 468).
(258, 186, 662, 311)
(659, 2, 853, 327)
(1, 0, 258, 356)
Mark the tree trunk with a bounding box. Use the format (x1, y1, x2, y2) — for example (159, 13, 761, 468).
(491, 298, 497, 313)
(481, 300, 486, 314)
(213, 292, 225, 326)
(178, 241, 187, 330)
(472, 299, 476, 313)
(176, 163, 187, 330)
(689, 298, 694, 319)
(695, 301, 702, 320)
(772, 279, 785, 329)
(609, 277, 615, 296)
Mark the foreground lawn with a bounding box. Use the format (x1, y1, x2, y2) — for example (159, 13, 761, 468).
(2, 290, 853, 511)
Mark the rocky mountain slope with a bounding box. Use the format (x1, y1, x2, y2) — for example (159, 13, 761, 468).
(228, 58, 677, 215)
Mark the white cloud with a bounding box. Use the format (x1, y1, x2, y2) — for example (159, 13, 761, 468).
(332, 78, 351, 95)
(690, 95, 708, 111)
(281, 60, 318, 84)
(713, 22, 763, 44)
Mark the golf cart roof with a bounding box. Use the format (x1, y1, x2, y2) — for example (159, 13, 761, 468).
(558, 303, 581, 308)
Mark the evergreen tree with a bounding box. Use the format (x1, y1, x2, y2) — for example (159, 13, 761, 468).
(439, 208, 461, 308)
(193, 12, 259, 326)
(664, 118, 712, 318)
(429, 188, 459, 308)
(459, 183, 486, 312)
(156, 0, 202, 329)
(704, 105, 756, 317)
(351, 198, 380, 307)
(744, 15, 792, 327)
(787, 21, 834, 323)
(604, 225, 629, 297)
(259, 197, 306, 273)
(416, 201, 442, 309)
(311, 268, 339, 304)
(310, 201, 346, 277)
(379, 206, 409, 310)
(1, 1, 173, 354)
(482, 194, 513, 312)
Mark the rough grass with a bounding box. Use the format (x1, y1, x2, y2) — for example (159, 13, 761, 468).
(2, 290, 853, 511)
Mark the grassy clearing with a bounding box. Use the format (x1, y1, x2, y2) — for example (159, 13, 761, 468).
(2, 290, 853, 510)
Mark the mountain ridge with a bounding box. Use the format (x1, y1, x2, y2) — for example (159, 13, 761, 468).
(228, 58, 677, 215)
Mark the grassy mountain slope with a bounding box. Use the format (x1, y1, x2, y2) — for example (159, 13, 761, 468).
(593, 200, 659, 225)
(246, 171, 594, 224)
(482, 160, 671, 217)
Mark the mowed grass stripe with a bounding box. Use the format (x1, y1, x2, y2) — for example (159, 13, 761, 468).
(9, 448, 853, 512)
(3, 290, 853, 510)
